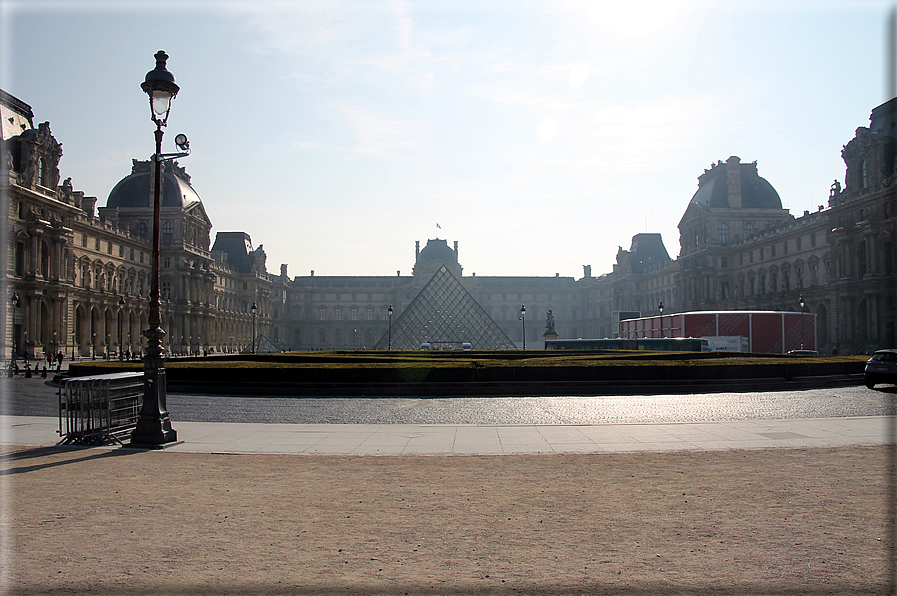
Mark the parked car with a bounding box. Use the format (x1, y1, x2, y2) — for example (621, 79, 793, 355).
(865, 349, 897, 389)
(787, 349, 820, 356)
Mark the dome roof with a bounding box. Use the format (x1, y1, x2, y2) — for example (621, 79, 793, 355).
(691, 157, 782, 210)
(417, 238, 457, 265)
(106, 159, 201, 210)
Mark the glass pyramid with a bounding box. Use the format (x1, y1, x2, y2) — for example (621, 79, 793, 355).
(374, 265, 517, 350)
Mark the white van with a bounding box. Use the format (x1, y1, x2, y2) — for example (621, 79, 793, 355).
(461, 342, 472, 351)
(420, 343, 431, 351)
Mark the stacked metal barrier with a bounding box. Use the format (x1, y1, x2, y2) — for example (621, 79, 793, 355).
(58, 372, 143, 445)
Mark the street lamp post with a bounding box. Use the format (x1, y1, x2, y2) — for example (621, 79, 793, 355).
(71, 329, 75, 360)
(658, 300, 664, 338)
(387, 304, 393, 351)
(53, 329, 57, 356)
(131, 50, 184, 446)
(118, 296, 125, 360)
(251, 302, 259, 354)
(10, 293, 20, 359)
(519, 304, 526, 350)
(798, 294, 806, 350)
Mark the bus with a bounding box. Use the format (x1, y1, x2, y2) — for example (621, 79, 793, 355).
(545, 338, 710, 352)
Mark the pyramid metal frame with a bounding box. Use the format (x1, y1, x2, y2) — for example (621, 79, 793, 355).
(373, 265, 517, 350)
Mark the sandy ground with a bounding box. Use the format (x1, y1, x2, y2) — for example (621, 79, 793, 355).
(2, 444, 894, 595)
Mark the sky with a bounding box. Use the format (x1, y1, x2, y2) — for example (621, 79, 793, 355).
(0, 0, 893, 278)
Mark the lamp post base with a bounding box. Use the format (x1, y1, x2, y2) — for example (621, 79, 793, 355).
(130, 423, 177, 447)
(130, 331, 177, 446)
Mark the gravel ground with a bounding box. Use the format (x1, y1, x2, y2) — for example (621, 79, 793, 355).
(3, 444, 894, 595)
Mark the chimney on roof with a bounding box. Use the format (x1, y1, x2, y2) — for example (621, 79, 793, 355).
(726, 156, 742, 209)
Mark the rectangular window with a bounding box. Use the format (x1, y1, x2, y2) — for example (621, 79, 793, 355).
(15, 242, 25, 276)
(796, 237, 802, 250)
(335, 308, 342, 321)
(366, 307, 373, 321)
(351, 307, 358, 320)
(95, 237, 100, 250)
(161, 281, 171, 301)
(107, 241, 112, 254)
(163, 257, 171, 268)
(319, 307, 326, 321)
(82, 234, 88, 247)
(118, 245, 123, 257)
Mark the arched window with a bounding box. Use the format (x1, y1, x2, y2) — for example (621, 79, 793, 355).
(162, 222, 173, 244)
(137, 222, 147, 236)
(744, 222, 753, 238)
(718, 222, 729, 244)
(39, 158, 48, 186)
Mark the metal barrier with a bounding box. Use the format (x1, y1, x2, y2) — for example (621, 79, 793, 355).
(58, 372, 143, 446)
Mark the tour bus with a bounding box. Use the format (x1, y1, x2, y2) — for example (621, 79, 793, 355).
(545, 337, 710, 352)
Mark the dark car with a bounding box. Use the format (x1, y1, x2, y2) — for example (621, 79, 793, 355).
(865, 349, 897, 389)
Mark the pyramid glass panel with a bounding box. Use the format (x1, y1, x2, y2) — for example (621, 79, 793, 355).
(374, 266, 517, 350)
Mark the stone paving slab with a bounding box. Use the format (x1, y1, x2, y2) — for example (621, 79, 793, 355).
(1, 414, 892, 455)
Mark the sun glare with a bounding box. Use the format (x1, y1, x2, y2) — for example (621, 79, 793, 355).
(585, 0, 693, 39)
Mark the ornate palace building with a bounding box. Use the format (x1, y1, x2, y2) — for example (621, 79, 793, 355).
(3, 88, 895, 359)
(1, 89, 285, 360)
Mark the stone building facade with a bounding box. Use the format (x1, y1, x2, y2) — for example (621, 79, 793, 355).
(280, 100, 896, 354)
(1, 89, 282, 360)
(3, 87, 895, 359)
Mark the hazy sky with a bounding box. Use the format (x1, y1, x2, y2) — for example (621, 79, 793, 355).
(0, 1, 891, 278)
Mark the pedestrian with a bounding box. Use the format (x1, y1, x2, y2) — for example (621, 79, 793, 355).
(48, 352, 54, 368)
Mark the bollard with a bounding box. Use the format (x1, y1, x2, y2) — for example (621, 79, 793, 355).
(41, 365, 47, 378)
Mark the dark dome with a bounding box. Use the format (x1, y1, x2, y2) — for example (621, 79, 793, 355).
(691, 157, 782, 210)
(106, 159, 201, 210)
(417, 238, 457, 265)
